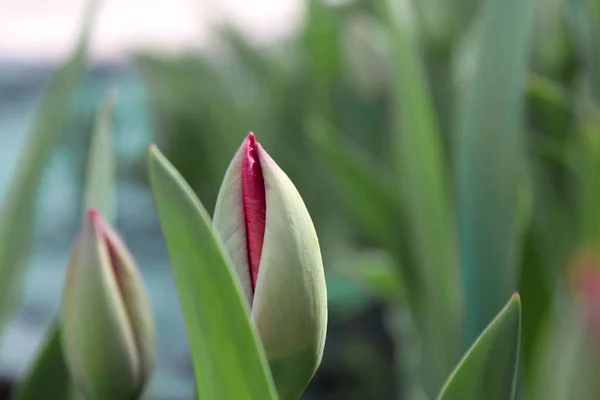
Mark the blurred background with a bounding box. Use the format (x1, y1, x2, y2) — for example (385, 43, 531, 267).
(1, 0, 600, 399)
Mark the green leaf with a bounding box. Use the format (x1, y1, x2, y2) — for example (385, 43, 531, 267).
(148, 146, 278, 400)
(11, 89, 117, 400)
(384, 0, 461, 392)
(0, 0, 96, 334)
(437, 294, 522, 400)
(456, 0, 534, 344)
(83, 92, 116, 222)
(10, 326, 71, 400)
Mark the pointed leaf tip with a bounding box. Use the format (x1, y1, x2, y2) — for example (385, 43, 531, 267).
(437, 295, 521, 400)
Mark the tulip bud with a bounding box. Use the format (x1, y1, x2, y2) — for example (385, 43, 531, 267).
(60, 209, 156, 399)
(213, 133, 328, 400)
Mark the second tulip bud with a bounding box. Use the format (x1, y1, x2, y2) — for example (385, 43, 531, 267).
(60, 209, 156, 399)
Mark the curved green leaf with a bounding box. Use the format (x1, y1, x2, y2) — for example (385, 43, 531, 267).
(0, 0, 97, 334)
(148, 146, 277, 400)
(437, 294, 522, 400)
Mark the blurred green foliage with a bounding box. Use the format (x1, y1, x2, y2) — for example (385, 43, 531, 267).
(133, 0, 600, 398)
(4, 0, 600, 398)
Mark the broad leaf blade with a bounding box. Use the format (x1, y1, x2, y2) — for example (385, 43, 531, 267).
(437, 294, 522, 400)
(148, 146, 277, 400)
(457, 0, 534, 343)
(0, 0, 96, 333)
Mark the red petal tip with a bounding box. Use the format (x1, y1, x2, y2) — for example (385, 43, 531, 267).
(87, 208, 100, 220)
(512, 291, 520, 298)
(247, 132, 257, 143)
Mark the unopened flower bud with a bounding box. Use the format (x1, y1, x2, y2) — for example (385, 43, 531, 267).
(213, 133, 328, 400)
(60, 209, 156, 399)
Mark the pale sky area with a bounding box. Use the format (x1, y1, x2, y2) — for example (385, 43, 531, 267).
(0, 0, 304, 62)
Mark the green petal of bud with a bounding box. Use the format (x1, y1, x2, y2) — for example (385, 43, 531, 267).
(60, 209, 156, 399)
(214, 133, 327, 400)
(253, 142, 327, 400)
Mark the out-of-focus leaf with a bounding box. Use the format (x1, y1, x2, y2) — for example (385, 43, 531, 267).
(456, 0, 534, 344)
(526, 74, 568, 113)
(0, 0, 96, 335)
(570, 0, 600, 102)
(219, 28, 278, 86)
(303, 0, 341, 106)
(452, 11, 481, 98)
(526, 74, 572, 144)
(307, 117, 407, 266)
(531, 0, 572, 77)
(384, 305, 428, 400)
(529, 298, 598, 400)
(11, 89, 117, 400)
(454, 0, 481, 28)
(10, 327, 70, 400)
(148, 147, 277, 400)
(82, 92, 116, 222)
(574, 112, 600, 248)
(517, 225, 552, 379)
(518, 150, 576, 380)
(340, 14, 390, 96)
(586, 0, 600, 99)
(413, 0, 457, 51)
(331, 249, 405, 303)
(437, 294, 522, 400)
(384, 0, 461, 392)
